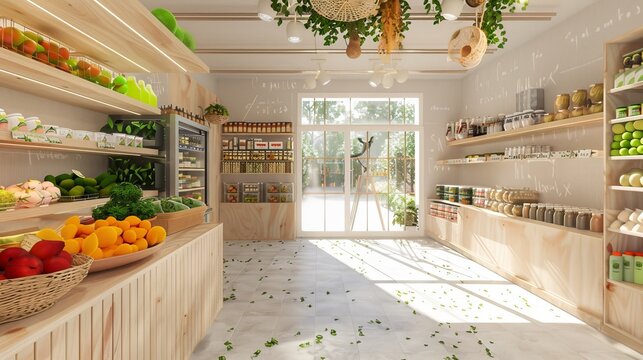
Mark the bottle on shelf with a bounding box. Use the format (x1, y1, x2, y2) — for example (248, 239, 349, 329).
(126, 76, 141, 100)
(146, 84, 158, 107)
(609, 252, 624, 282)
(635, 253, 643, 285)
(623, 251, 635, 283)
(138, 80, 150, 104)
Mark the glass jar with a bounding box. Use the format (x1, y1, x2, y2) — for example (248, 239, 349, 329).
(512, 204, 523, 217)
(504, 203, 514, 216)
(564, 208, 577, 228)
(536, 204, 547, 222)
(522, 203, 531, 218)
(555, 94, 570, 111)
(576, 210, 591, 231)
(589, 83, 604, 103)
(503, 115, 514, 131)
(571, 89, 587, 108)
(589, 102, 603, 114)
(590, 211, 604, 233)
(553, 207, 565, 226)
(529, 203, 539, 220)
(545, 205, 555, 224)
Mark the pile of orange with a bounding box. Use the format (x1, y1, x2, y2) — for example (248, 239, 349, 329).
(36, 215, 167, 260)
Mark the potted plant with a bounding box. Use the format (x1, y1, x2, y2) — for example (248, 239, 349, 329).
(204, 103, 230, 124)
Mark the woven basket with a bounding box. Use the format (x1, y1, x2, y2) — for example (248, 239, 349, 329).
(448, 26, 488, 69)
(0, 237, 93, 325)
(204, 114, 229, 125)
(310, 0, 380, 22)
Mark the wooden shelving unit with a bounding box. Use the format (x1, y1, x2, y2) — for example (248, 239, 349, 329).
(0, 0, 208, 73)
(447, 113, 603, 146)
(179, 168, 206, 172)
(222, 133, 294, 136)
(178, 187, 205, 193)
(0, 131, 159, 157)
(437, 150, 602, 165)
(0, 190, 158, 223)
(603, 27, 643, 353)
(0, 48, 159, 115)
(609, 114, 643, 124)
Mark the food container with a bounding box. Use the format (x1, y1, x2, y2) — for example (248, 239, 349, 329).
(72, 130, 93, 141)
(616, 107, 628, 118)
(6, 113, 27, 132)
(628, 104, 641, 117)
(151, 206, 207, 235)
(589, 102, 603, 114)
(543, 113, 555, 123)
(125, 135, 136, 147)
(520, 110, 535, 127)
(503, 115, 514, 131)
(555, 94, 570, 111)
(625, 65, 638, 85)
(24, 117, 44, 134)
(637, 65, 643, 83)
(533, 110, 546, 124)
(134, 136, 143, 148)
(0, 108, 7, 131)
(43, 125, 58, 135)
(512, 204, 523, 217)
(114, 133, 127, 146)
(588, 83, 604, 102)
(614, 69, 625, 88)
(571, 89, 587, 108)
(57, 127, 72, 139)
(571, 107, 585, 118)
(555, 109, 570, 121)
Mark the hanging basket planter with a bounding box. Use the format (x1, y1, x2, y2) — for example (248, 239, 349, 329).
(203, 103, 230, 125)
(310, 0, 380, 22)
(448, 26, 488, 69)
(204, 114, 229, 125)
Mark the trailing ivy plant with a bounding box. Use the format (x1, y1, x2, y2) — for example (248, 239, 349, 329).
(424, 0, 528, 48)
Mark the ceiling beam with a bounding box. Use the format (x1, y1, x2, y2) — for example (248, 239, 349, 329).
(174, 12, 555, 22)
(196, 48, 497, 55)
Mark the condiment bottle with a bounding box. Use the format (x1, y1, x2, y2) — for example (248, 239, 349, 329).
(529, 203, 539, 220)
(609, 252, 624, 281)
(522, 203, 531, 218)
(553, 206, 565, 226)
(590, 211, 603, 233)
(576, 210, 591, 231)
(536, 204, 546, 222)
(623, 251, 635, 283)
(564, 208, 577, 228)
(635, 253, 643, 285)
(545, 205, 555, 224)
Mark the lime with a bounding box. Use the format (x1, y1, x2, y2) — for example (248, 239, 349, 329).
(625, 122, 636, 132)
(612, 123, 626, 134)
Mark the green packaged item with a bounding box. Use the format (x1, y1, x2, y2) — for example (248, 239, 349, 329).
(628, 104, 641, 117)
(160, 199, 190, 213)
(616, 107, 628, 119)
(181, 197, 205, 208)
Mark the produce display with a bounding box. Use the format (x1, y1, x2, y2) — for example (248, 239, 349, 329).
(618, 168, 643, 187)
(92, 183, 156, 221)
(44, 170, 117, 199)
(2, 180, 61, 209)
(151, 8, 196, 51)
(152, 196, 205, 214)
(109, 158, 156, 189)
(610, 120, 643, 156)
(0, 238, 74, 279)
(608, 250, 643, 285)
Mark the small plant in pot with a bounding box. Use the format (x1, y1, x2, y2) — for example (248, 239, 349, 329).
(204, 103, 230, 124)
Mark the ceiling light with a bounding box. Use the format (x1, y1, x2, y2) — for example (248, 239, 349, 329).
(382, 73, 394, 89)
(257, 0, 275, 21)
(441, 0, 465, 21)
(317, 70, 331, 86)
(395, 69, 409, 84)
(369, 72, 382, 88)
(286, 20, 306, 43)
(305, 75, 317, 89)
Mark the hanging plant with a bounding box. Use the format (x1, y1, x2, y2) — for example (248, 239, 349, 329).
(270, 0, 411, 52)
(376, 0, 405, 60)
(424, 0, 528, 48)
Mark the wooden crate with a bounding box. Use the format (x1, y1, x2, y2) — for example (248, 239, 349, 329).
(152, 206, 207, 235)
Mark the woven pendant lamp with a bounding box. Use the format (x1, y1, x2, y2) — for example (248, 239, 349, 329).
(310, 0, 380, 22)
(447, 25, 487, 69)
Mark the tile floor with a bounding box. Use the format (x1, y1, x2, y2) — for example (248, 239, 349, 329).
(192, 238, 642, 360)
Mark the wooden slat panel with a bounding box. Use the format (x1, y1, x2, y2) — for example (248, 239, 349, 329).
(33, 334, 50, 360)
(112, 291, 121, 360)
(66, 316, 80, 360)
(15, 346, 33, 360)
(91, 303, 102, 360)
(79, 308, 92, 360)
(221, 202, 296, 240)
(101, 296, 113, 360)
(51, 325, 66, 360)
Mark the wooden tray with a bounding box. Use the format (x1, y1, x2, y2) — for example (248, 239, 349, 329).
(151, 206, 207, 235)
(89, 242, 164, 273)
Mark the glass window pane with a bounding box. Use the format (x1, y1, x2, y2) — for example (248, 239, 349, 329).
(324, 160, 344, 193)
(405, 131, 417, 158)
(390, 98, 405, 124)
(302, 194, 324, 231)
(325, 98, 349, 125)
(301, 98, 314, 125)
(325, 132, 344, 158)
(325, 194, 344, 231)
(313, 99, 325, 125)
(405, 98, 419, 124)
(303, 159, 323, 193)
(351, 98, 389, 124)
(302, 131, 324, 158)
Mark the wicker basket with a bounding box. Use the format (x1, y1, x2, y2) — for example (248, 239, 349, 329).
(448, 26, 488, 69)
(0, 238, 93, 325)
(310, 0, 380, 22)
(204, 114, 229, 125)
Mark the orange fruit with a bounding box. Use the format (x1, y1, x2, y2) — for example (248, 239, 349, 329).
(146, 226, 167, 246)
(78, 224, 95, 236)
(74, 237, 84, 249)
(112, 226, 123, 236)
(130, 244, 139, 252)
(81, 233, 99, 255)
(89, 247, 103, 260)
(113, 244, 132, 256)
(102, 245, 118, 258)
(124, 216, 141, 227)
(117, 221, 130, 232)
(134, 238, 148, 251)
(63, 239, 81, 255)
(94, 219, 109, 228)
(65, 216, 81, 226)
(105, 216, 117, 226)
(139, 220, 152, 231)
(60, 224, 78, 240)
(122, 230, 137, 244)
(132, 227, 147, 239)
(36, 228, 63, 241)
(115, 236, 124, 246)
(95, 226, 118, 248)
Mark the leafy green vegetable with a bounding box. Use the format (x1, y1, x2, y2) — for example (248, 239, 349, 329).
(110, 182, 143, 203)
(181, 197, 205, 208)
(160, 199, 190, 213)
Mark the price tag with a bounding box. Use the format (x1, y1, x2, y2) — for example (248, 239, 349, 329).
(576, 149, 592, 158)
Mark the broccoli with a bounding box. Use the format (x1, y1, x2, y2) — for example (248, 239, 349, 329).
(109, 182, 143, 204)
(129, 200, 157, 220)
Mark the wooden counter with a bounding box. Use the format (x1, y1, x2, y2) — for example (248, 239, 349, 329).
(0, 223, 223, 360)
(426, 202, 604, 328)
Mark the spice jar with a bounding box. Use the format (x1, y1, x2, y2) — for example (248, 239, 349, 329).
(512, 204, 523, 217)
(590, 211, 604, 233)
(564, 208, 577, 228)
(536, 204, 547, 222)
(555, 94, 570, 111)
(529, 203, 539, 220)
(545, 205, 555, 224)
(576, 210, 591, 231)
(553, 206, 565, 226)
(522, 203, 531, 218)
(571, 89, 587, 108)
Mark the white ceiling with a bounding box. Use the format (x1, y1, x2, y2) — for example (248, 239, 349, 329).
(139, 0, 601, 76)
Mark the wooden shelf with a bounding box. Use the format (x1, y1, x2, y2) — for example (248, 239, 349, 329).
(607, 227, 643, 239)
(222, 160, 293, 163)
(610, 81, 643, 94)
(610, 114, 643, 124)
(607, 279, 643, 293)
(221, 172, 293, 175)
(222, 133, 294, 136)
(447, 113, 603, 147)
(178, 187, 205, 192)
(178, 168, 205, 171)
(0, 190, 158, 223)
(0, 131, 159, 157)
(0, 0, 208, 73)
(609, 186, 643, 193)
(437, 150, 602, 165)
(610, 155, 643, 160)
(0, 48, 159, 115)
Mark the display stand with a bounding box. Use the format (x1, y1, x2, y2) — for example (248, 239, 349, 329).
(350, 172, 386, 231)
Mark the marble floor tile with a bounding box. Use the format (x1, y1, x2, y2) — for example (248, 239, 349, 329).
(192, 239, 642, 360)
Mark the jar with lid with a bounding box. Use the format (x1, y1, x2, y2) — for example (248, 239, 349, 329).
(503, 115, 514, 131)
(553, 207, 565, 226)
(522, 203, 531, 218)
(564, 208, 577, 228)
(536, 204, 547, 222)
(571, 89, 587, 108)
(590, 211, 604, 233)
(555, 94, 570, 111)
(545, 205, 555, 224)
(576, 210, 591, 231)
(521, 110, 535, 128)
(589, 83, 603, 103)
(503, 203, 514, 216)
(512, 204, 523, 217)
